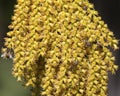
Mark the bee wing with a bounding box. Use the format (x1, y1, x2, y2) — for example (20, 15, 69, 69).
(1, 53, 5, 58)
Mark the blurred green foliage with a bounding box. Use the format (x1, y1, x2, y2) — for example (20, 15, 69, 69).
(0, 54, 30, 96)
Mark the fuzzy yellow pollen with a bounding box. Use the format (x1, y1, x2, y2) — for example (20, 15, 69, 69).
(1, 0, 118, 96)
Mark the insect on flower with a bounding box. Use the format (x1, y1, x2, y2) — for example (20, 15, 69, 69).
(1, 48, 14, 59)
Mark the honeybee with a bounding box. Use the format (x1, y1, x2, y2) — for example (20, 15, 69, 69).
(1, 48, 14, 59)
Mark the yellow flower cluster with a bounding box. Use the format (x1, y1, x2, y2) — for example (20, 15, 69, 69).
(2, 0, 119, 96)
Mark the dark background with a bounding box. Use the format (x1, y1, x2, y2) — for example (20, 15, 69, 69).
(0, 0, 120, 96)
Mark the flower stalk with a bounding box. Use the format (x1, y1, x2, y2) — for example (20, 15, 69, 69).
(2, 0, 119, 96)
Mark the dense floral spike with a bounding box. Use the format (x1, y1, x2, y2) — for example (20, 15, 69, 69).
(2, 0, 118, 96)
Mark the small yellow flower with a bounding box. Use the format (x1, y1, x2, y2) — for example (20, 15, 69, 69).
(1, 0, 118, 96)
